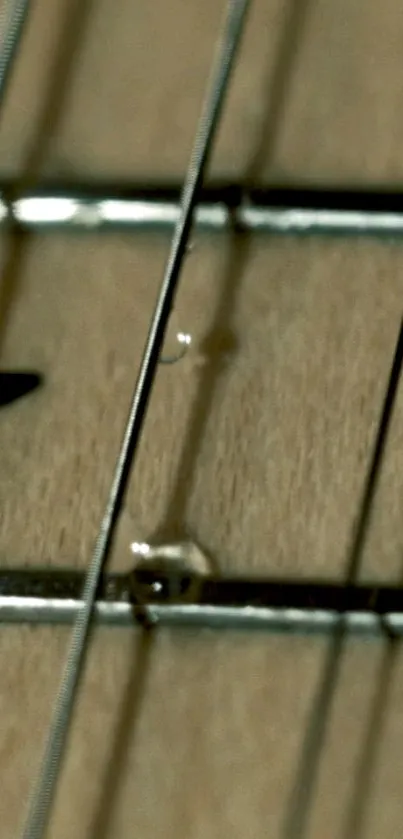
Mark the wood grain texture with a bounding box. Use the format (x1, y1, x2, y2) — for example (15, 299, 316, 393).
(1, 1, 403, 837)
(3, 628, 403, 839)
(1, 0, 403, 184)
(1, 232, 402, 579)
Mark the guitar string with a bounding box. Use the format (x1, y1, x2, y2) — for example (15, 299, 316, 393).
(20, 1, 251, 837)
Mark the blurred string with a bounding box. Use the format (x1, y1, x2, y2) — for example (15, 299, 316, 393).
(282, 317, 403, 839)
(0, 0, 30, 355)
(0, 0, 94, 361)
(0, 0, 29, 369)
(0, 0, 43, 406)
(0, 0, 30, 102)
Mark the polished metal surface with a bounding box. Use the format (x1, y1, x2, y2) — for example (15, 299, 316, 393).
(3, 184, 403, 236)
(1, 568, 402, 636)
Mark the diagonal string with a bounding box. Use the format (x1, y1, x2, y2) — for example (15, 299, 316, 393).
(0, 0, 30, 104)
(20, 2, 251, 837)
(282, 316, 403, 839)
(0, 0, 32, 365)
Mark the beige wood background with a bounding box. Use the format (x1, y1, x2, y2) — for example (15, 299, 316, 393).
(1, 0, 403, 836)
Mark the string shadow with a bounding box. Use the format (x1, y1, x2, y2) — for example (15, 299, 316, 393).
(0, 0, 95, 358)
(153, 0, 313, 543)
(341, 634, 399, 839)
(281, 318, 403, 839)
(89, 628, 154, 839)
(244, 0, 313, 186)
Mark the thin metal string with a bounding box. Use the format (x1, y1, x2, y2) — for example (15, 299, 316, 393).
(20, 1, 251, 837)
(0, 0, 30, 104)
(0, 0, 32, 376)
